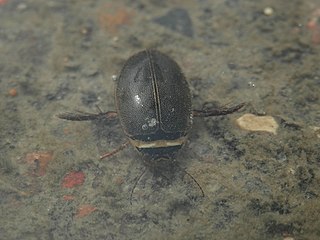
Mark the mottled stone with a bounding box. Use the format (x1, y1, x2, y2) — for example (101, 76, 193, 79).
(153, 8, 194, 37)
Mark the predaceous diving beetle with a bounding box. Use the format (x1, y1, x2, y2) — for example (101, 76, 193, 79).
(58, 49, 244, 159)
(58, 49, 244, 200)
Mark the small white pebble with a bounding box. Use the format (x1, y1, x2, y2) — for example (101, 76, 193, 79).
(264, 7, 274, 16)
(288, 168, 295, 175)
(310, 126, 320, 138)
(248, 81, 255, 88)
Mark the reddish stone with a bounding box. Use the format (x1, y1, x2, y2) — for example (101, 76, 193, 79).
(75, 204, 97, 218)
(24, 151, 53, 176)
(8, 88, 17, 97)
(0, 0, 7, 6)
(98, 4, 134, 34)
(61, 171, 85, 188)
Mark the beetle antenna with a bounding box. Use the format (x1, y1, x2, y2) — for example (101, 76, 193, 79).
(100, 141, 129, 160)
(130, 167, 147, 205)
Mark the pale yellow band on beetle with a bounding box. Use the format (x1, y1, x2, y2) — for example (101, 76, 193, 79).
(130, 137, 186, 149)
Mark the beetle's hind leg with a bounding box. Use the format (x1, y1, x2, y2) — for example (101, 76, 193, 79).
(173, 162, 205, 199)
(130, 167, 147, 205)
(183, 169, 205, 198)
(192, 102, 245, 117)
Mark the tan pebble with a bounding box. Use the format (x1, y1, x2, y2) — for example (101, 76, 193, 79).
(236, 113, 278, 134)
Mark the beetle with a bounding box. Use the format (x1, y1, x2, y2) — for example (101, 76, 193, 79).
(58, 49, 244, 159)
(57, 49, 244, 201)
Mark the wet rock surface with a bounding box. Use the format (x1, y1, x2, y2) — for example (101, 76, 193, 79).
(0, 0, 320, 239)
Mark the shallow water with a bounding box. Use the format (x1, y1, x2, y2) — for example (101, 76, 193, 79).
(1, 0, 320, 239)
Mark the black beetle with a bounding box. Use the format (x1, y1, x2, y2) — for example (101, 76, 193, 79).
(115, 50, 192, 159)
(58, 49, 244, 160)
(57, 49, 244, 201)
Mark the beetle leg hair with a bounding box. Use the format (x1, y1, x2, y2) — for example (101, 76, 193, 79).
(192, 102, 245, 117)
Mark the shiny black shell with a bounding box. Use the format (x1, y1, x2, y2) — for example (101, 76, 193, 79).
(115, 50, 192, 145)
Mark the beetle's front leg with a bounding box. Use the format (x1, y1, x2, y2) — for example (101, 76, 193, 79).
(100, 141, 129, 159)
(192, 102, 245, 117)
